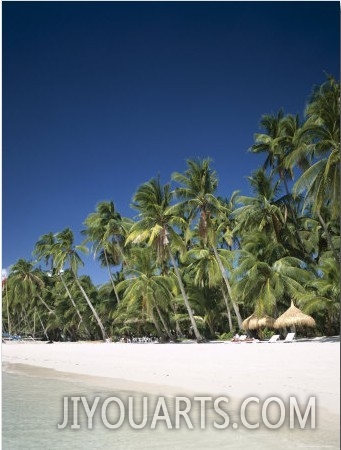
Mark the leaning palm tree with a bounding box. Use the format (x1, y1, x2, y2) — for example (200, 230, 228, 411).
(185, 243, 234, 331)
(288, 76, 340, 261)
(126, 177, 204, 341)
(33, 232, 88, 333)
(53, 228, 107, 340)
(116, 246, 175, 340)
(232, 231, 313, 317)
(250, 112, 312, 256)
(299, 251, 340, 335)
(33, 232, 56, 272)
(7, 259, 55, 315)
(294, 76, 340, 217)
(170, 158, 243, 327)
(215, 193, 240, 250)
(82, 201, 126, 303)
(250, 109, 298, 196)
(232, 169, 285, 240)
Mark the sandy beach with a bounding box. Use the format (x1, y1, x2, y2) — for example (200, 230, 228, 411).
(2, 338, 340, 449)
(2, 338, 340, 413)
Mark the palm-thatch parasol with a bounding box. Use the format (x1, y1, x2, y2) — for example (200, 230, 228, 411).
(274, 301, 316, 329)
(257, 315, 276, 328)
(241, 313, 258, 330)
(242, 313, 276, 330)
(248, 315, 261, 330)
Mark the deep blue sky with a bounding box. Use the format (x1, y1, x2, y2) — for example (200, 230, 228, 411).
(2, 1, 340, 285)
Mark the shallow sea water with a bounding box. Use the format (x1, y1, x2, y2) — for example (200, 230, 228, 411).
(2, 366, 339, 450)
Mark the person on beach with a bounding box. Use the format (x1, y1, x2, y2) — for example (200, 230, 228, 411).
(231, 332, 240, 342)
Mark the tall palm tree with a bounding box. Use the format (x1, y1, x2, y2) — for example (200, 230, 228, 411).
(294, 76, 340, 214)
(288, 76, 340, 261)
(250, 110, 296, 194)
(216, 193, 240, 250)
(33, 232, 56, 272)
(7, 259, 55, 315)
(185, 244, 234, 331)
(82, 201, 126, 303)
(250, 112, 314, 262)
(232, 232, 313, 317)
(233, 169, 286, 241)
(126, 177, 204, 341)
(170, 158, 243, 327)
(33, 232, 87, 333)
(299, 251, 340, 335)
(116, 246, 175, 340)
(53, 228, 107, 340)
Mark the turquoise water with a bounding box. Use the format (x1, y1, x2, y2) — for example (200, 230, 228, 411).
(2, 367, 339, 449)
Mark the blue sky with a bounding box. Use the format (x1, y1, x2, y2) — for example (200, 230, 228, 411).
(2, 1, 340, 285)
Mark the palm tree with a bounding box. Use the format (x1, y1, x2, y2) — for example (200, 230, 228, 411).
(82, 201, 126, 303)
(53, 228, 107, 340)
(116, 246, 175, 340)
(216, 193, 240, 250)
(8, 259, 55, 315)
(33, 232, 88, 333)
(250, 112, 315, 261)
(33, 232, 56, 272)
(184, 283, 226, 339)
(50, 269, 91, 339)
(250, 110, 297, 194)
(296, 76, 340, 216)
(299, 251, 340, 335)
(233, 169, 286, 240)
(185, 244, 234, 331)
(288, 76, 340, 261)
(186, 246, 223, 288)
(232, 232, 313, 317)
(170, 158, 243, 327)
(126, 177, 204, 341)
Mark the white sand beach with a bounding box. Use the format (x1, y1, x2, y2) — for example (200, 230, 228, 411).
(2, 338, 340, 450)
(2, 338, 340, 414)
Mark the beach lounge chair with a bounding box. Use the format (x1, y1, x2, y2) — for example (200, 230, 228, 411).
(283, 332, 295, 343)
(230, 334, 247, 343)
(268, 334, 280, 343)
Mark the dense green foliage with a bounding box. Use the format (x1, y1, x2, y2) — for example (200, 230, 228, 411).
(3, 77, 340, 341)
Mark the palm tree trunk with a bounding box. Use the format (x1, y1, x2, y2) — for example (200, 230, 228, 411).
(5, 282, 11, 335)
(59, 274, 90, 336)
(172, 303, 184, 338)
(168, 249, 203, 342)
(72, 272, 107, 341)
(149, 308, 166, 340)
(33, 308, 36, 338)
(211, 246, 243, 328)
(37, 310, 49, 340)
(282, 175, 316, 264)
(21, 308, 32, 338)
(155, 304, 174, 340)
(317, 212, 340, 263)
(104, 250, 120, 304)
(221, 286, 233, 331)
(37, 293, 55, 315)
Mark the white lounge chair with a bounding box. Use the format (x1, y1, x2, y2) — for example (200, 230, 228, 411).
(283, 332, 295, 343)
(268, 334, 280, 343)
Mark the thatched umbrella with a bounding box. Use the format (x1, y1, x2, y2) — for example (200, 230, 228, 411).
(248, 315, 261, 330)
(257, 315, 276, 329)
(241, 313, 258, 330)
(274, 301, 316, 329)
(242, 312, 276, 330)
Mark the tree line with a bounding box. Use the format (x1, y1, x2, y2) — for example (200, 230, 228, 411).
(3, 76, 340, 341)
